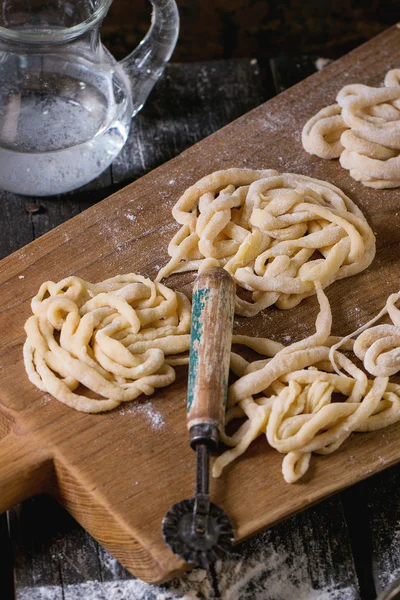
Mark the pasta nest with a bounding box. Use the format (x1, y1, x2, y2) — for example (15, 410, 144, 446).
(23, 274, 192, 413)
(23, 272, 282, 413)
(302, 69, 400, 188)
(214, 285, 400, 483)
(157, 169, 375, 316)
(344, 292, 400, 377)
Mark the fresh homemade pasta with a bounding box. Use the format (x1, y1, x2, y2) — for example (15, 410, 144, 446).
(302, 69, 400, 188)
(23, 164, 400, 485)
(354, 292, 400, 376)
(23, 272, 283, 413)
(24, 273, 192, 413)
(214, 285, 400, 483)
(157, 169, 375, 316)
(328, 291, 400, 378)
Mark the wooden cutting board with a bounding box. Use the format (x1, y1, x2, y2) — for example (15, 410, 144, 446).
(1, 26, 400, 584)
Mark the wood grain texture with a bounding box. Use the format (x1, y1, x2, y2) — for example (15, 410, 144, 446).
(187, 268, 235, 432)
(2, 30, 400, 584)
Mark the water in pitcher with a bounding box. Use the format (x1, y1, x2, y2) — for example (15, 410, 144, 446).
(0, 55, 132, 195)
(0, 0, 179, 195)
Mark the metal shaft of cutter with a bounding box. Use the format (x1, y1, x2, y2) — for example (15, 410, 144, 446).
(196, 444, 209, 495)
(192, 444, 210, 535)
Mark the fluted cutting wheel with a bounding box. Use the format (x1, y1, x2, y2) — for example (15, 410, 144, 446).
(162, 498, 234, 568)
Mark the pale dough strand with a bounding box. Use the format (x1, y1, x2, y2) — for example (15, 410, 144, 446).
(329, 292, 400, 377)
(24, 273, 288, 413)
(214, 284, 400, 483)
(302, 69, 400, 188)
(354, 293, 400, 376)
(156, 168, 278, 282)
(157, 170, 375, 316)
(24, 274, 193, 413)
(301, 104, 346, 159)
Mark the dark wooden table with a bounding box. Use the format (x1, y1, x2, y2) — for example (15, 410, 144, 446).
(1, 57, 400, 600)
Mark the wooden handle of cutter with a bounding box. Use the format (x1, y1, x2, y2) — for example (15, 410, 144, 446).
(187, 267, 235, 447)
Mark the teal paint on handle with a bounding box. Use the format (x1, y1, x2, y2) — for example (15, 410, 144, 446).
(187, 286, 210, 413)
(222, 374, 228, 408)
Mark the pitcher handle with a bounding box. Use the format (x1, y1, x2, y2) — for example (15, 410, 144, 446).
(119, 0, 179, 116)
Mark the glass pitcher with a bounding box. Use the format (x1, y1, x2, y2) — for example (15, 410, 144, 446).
(0, 0, 179, 196)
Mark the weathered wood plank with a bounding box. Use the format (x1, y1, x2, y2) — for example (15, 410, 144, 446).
(341, 483, 376, 600)
(367, 465, 400, 595)
(111, 60, 267, 186)
(0, 171, 114, 261)
(216, 496, 359, 599)
(11, 494, 359, 600)
(31, 170, 114, 242)
(270, 55, 333, 94)
(10, 493, 215, 600)
(7, 57, 362, 599)
(0, 191, 33, 261)
(0, 513, 14, 599)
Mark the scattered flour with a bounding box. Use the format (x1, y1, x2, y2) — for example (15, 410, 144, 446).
(213, 533, 358, 600)
(98, 548, 122, 578)
(99, 221, 125, 249)
(119, 399, 165, 430)
(18, 566, 213, 600)
(21, 537, 359, 600)
(40, 394, 52, 406)
(17, 580, 209, 600)
(18, 275, 25, 279)
(373, 510, 400, 591)
(126, 212, 137, 222)
(315, 58, 333, 71)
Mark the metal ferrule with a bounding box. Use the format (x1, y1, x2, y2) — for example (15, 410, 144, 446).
(189, 423, 219, 451)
